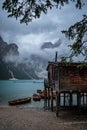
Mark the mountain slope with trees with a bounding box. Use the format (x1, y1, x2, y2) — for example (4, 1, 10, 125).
(0, 36, 39, 80)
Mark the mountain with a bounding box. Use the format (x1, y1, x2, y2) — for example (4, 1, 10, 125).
(0, 36, 62, 79)
(30, 54, 48, 78)
(0, 36, 19, 60)
(0, 60, 38, 79)
(0, 36, 8, 58)
(41, 42, 53, 49)
(0, 36, 38, 80)
(41, 39, 62, 50)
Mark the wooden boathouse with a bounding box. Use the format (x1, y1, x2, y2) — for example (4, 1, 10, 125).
(44, 61, 87, 116)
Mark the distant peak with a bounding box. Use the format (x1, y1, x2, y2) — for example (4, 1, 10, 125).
(0, 35, 3, 42)
(41, 39, 62, 50)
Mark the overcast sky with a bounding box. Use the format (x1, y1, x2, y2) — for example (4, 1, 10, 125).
(0, 0, 87, 60)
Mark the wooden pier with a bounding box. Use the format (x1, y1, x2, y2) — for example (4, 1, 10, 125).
(44, 62, 87, 116)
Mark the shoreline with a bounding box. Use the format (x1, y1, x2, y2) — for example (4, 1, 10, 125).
(0, 104, 44, 110)
(0, 107, 87, 130)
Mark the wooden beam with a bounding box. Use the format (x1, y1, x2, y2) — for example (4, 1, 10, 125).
(77, 91, 81, 111)
(56, 91, 60, 117)
(48, 88, 50, 109)
(44, 87, 47, 110)
(64, 93, 65, 107)
(51, 88, 53, 112)
(70, 92, 72, 108)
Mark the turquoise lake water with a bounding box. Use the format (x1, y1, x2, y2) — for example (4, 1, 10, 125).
(0, 80, 86, 109)
(0, 80, 44, 108)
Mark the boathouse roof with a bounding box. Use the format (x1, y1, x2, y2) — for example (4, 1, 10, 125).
(47, 62, 87, 70)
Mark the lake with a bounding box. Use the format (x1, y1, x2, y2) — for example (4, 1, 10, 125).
(0, 80, 86, 109)
(0, 80, 44, 108)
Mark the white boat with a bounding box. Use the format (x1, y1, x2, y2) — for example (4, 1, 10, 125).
(9, 78, 18, 80)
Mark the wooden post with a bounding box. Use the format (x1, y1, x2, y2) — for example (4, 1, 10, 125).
(44, 87, 47, 110)
(83, 93, 84, 105)
(86, 93, 87, 105)
(70, 91, 72, 109)
(51, 88, 53, 112)
(44, 79, 47, 110)
(56, 91, 60, 117)
(64, 93, 65, 107)
(77, 91, 81, 112)
(48, 87, 50, 109)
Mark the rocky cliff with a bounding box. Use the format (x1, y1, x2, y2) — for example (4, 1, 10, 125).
(0, 36, 38, 79)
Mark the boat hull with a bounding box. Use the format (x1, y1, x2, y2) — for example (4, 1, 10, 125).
(8, 97, 31, 106)
(33, 94, 41, 101)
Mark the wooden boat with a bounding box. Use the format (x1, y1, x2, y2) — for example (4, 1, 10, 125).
(37, 89, 42, 94)
(39, 92, 45, 99)
(8, 97, 31, 106)
(33, 94, 41, 101)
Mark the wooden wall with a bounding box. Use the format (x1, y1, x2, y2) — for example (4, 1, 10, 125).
(59, 66, 87, 91)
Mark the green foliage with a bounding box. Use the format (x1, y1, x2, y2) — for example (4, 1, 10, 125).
(60, 56, 67, 63)
(2, 0, 86, 62)
(62, 15, 87, 61)
(77, 63, 87, 69)
(2, 0, 83, 24)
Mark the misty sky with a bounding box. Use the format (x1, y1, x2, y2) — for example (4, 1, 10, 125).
(0, 0, 87, 60)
